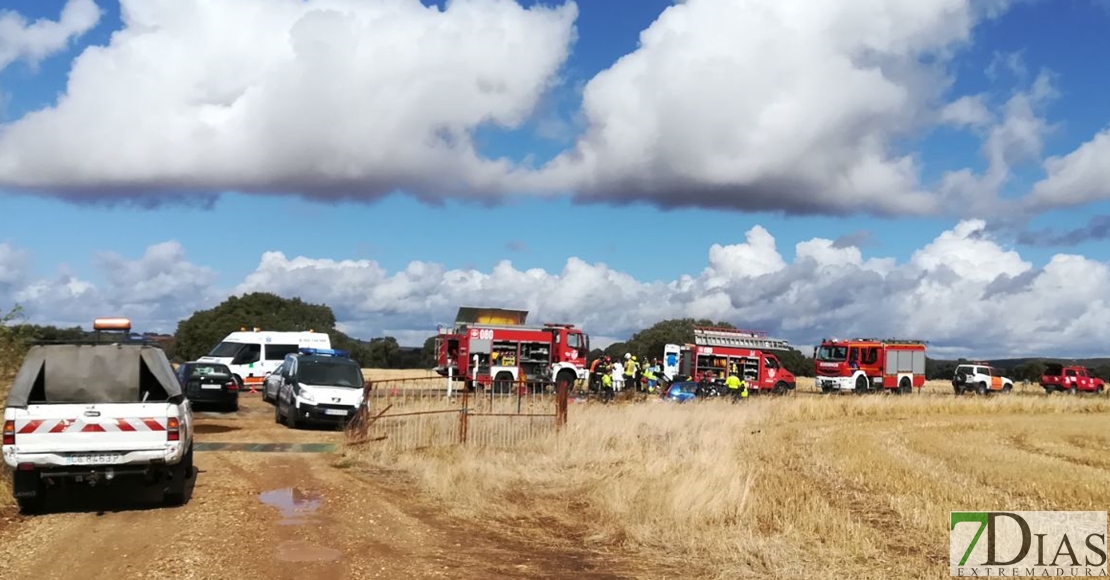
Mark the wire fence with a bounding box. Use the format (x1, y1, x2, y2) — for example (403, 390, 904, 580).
(345, 376, 569, 451)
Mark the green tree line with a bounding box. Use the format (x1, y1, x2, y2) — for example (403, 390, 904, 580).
(3, 297, 1109, 382)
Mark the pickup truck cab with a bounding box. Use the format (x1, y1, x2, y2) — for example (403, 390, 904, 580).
(273, 348, 365, 429)
(2, 317, 194, 513)
(1041, 363, 1106, 394)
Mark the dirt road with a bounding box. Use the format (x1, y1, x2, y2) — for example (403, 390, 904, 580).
(0, 396, 622, 580)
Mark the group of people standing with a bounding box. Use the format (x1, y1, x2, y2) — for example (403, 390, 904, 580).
(588, 353, 664, 396)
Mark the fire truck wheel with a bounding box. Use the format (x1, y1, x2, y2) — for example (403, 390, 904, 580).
(897, 377, 911, 394)
(854, 374, 869, 394)
(492, 373, 513, 394)
(772, 381, 788, 395)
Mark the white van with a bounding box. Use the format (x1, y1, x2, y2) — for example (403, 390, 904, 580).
(197, 330, 331, 389)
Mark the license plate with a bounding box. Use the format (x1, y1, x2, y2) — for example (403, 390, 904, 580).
(67, 453, 123, 465)
(200, 383, 222, 390)
(324, 409, 348, 416)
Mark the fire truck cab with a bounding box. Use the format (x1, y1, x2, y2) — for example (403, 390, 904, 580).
(814, 338, 926, 394)
(667, 327, 797, 395)
(434, 307, 588, 393)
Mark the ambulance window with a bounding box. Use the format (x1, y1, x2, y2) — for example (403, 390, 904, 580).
(232, 343, 261, 365)
(265, 343, 299, 360)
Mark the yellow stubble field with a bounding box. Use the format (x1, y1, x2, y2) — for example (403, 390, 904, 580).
(350, 369, 1110, 579)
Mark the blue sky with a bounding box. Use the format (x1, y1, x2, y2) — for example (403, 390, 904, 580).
(1, 0, 1109, 358)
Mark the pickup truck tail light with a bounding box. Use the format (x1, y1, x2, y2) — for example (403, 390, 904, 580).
(2, 420, 14, 445)
(167, 417, 180, 441)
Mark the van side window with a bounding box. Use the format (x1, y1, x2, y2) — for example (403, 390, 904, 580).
(233, 343, 261, 365)
(265, 343, 300, 361)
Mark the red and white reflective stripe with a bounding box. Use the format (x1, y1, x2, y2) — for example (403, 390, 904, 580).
(15, 417, 168, 434)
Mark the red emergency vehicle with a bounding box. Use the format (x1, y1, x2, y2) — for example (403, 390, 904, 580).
(671, 327, 797, 395)
(813, 337, 927, 394)
(434, 307, 589, 393)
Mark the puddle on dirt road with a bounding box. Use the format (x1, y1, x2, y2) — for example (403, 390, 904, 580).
(258, 487, 327, 525)
(259, 488, 344, 562)
(275, 540, 343, 563)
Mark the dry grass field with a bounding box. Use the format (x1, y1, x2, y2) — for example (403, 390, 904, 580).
(350, 370, 1110, 579)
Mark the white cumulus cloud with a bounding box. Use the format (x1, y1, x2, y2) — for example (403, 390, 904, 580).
(0, 0, 1065, 219)
(525, 0, 1017, 216)
(0, 0, 100, 72)
(0, 0, 577, 199)
(3, 220, 1107, 360)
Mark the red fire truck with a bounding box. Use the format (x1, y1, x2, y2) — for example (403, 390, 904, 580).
(434, 307, 589, 393)
(667, 327, 797, 395)
(813, 337, 927, 394)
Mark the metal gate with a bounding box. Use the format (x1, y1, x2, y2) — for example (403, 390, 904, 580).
(345, 376, 569, 451)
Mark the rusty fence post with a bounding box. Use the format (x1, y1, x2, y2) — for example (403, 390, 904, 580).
(555, 380, 568, 431)
(458, 387, 469, 445)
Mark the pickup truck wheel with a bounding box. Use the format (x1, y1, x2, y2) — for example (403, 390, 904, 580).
(164, 444, 193, 507)
(13, 470, 45, 514)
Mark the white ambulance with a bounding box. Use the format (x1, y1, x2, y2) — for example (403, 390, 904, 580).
(197, 329, 331, 390)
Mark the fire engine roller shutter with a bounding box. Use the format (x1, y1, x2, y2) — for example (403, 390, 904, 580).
(912, 351, 925, 374)
(469, 339, 492, 354)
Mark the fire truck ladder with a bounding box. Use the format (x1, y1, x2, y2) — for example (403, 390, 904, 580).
(692, 327, 791, 351)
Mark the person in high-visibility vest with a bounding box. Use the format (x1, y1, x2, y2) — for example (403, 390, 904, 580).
(643, 364, 658, 393)
(726, 372, 747, 402)
(623, 354, 638, 391)
(600, 371, 614, 403)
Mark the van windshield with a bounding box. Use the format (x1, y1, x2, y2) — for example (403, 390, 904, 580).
(299, 359, 362, 388)
(208, 341, 246, 358)
(816, 346, 848, 362)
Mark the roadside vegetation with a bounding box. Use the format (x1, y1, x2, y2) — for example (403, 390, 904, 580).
(0, 305, 31, 507)
(348, 389, 1110, 579)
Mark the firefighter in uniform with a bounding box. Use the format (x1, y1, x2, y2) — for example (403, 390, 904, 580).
(589, 356, 604, 392)
(726, 371, 748, 402)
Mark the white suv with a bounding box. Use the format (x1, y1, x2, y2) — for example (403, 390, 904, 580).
(952, 363, 1014, 395)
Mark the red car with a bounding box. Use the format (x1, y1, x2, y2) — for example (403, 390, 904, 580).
(1040, 363, 1106, 394)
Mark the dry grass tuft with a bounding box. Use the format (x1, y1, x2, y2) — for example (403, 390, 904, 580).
(349, 383, 1110, 579)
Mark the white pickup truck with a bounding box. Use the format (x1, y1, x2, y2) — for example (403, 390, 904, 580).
(2, 318, 195, 513)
